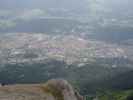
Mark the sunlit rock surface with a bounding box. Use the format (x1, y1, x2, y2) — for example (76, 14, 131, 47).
(0, 79, 83, 100)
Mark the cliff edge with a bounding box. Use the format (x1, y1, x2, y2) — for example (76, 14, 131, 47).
(0, 79, 83, 100)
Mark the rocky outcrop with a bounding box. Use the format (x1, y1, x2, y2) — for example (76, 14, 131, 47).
(0, 79, 83, 100)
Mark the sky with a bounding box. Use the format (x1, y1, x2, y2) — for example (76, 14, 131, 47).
(0, 0, 132, 16)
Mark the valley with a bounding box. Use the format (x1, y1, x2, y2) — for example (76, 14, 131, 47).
(0, 0, 133, 98)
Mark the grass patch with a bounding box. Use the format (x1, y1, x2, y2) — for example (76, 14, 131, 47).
(97, 89, 133, 100)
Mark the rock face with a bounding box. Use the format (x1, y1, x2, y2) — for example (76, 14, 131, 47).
(0, 79, 83, 100)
